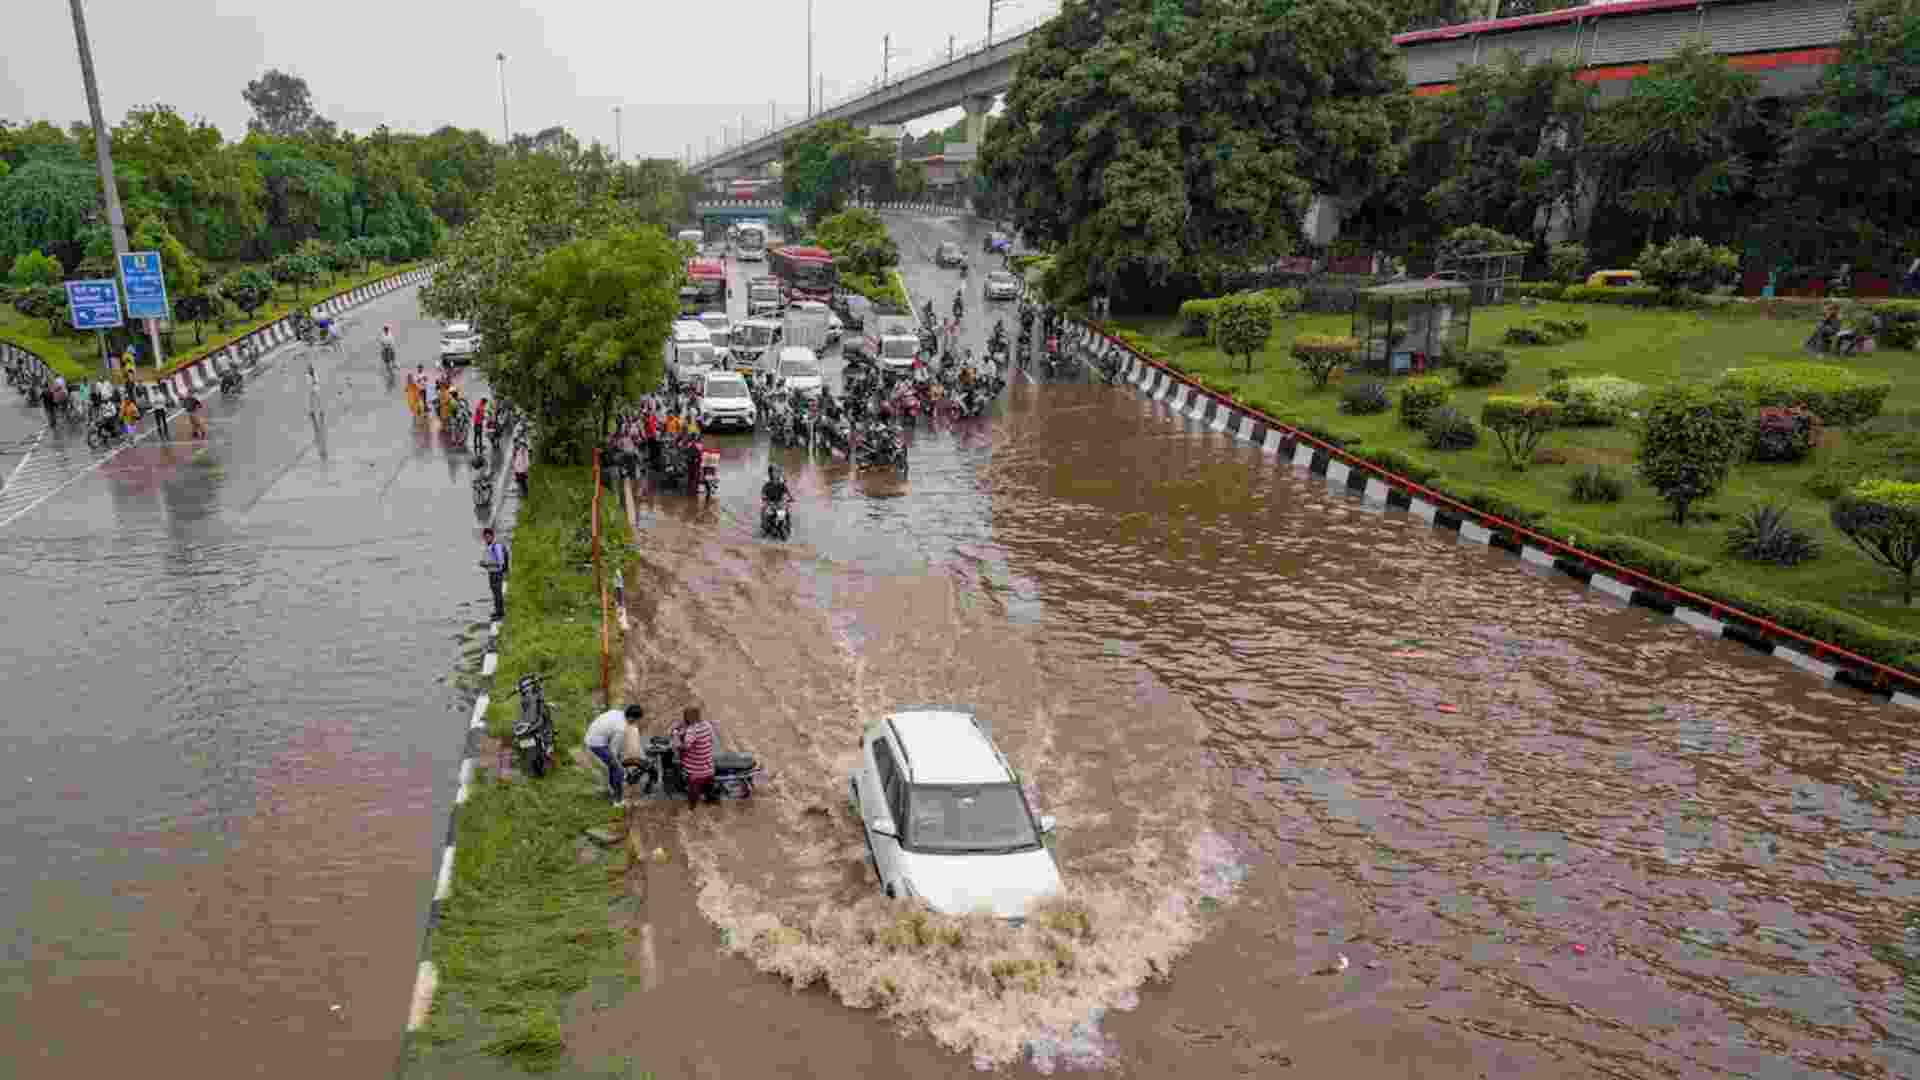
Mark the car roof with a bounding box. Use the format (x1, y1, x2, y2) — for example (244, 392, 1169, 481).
(779, 346, 817, 361)
(442, 321, 472, 331)
(884, 710, 1010, 785)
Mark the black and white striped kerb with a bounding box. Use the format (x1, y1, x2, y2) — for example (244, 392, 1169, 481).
(1075, 326, 1918, 710)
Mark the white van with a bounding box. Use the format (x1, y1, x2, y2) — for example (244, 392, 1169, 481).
(757, 345, 824, 397)
(667, 319, 717, 385)
(676, 228, 704, 252)
(696, 370, 757, 431)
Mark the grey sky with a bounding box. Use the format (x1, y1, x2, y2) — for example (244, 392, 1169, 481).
(4, 0, 1056, 160)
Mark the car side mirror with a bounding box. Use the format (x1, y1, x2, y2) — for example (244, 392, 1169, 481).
(1038, 815, 1056, 835)
(870, 819, 898, 838)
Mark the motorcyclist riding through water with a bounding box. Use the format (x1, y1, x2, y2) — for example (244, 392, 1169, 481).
(761, 464, 791, 535)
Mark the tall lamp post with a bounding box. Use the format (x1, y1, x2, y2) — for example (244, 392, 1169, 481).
(67, 0, 132, 374)
(883, 35, 909, 86)
(806, 0, 815, 117)
(613, 105, 624, 160)
(988, 0, 1019, 47)
(495, 52, 510, 144)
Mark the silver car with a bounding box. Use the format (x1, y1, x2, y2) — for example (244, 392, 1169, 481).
(984, 271, 1021, 301)
(439, 322, 480, 364)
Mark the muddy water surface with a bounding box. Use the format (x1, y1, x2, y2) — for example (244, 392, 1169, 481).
(589, 282, 1916, 1080)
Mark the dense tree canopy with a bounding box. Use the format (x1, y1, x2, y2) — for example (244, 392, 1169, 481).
(982, 0, 1409, 300)
(781, 119, 894, 225)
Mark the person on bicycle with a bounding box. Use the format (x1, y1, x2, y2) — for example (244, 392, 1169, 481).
(379, 324, 396, 365)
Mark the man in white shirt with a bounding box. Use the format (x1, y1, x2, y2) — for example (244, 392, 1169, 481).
(585, 705, 644, 806)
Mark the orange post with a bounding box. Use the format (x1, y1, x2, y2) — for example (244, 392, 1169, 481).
(592, 448, 609, 704)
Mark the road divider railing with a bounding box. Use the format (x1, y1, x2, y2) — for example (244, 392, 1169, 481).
(1059, 316, 1920, 708)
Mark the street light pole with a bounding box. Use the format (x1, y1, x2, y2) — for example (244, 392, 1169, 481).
(613, 105, 623, 160)
(807, 0, 814, 117)
(988, 0, 1018, 47)
(67, 0, 131, 375)
(496, 52, 510, 144)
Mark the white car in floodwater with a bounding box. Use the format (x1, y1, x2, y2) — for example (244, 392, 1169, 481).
(850, 708, 1061, 922)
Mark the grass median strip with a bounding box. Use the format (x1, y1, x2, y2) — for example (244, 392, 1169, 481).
(1113, 300, 1920, 668)
(409, 465, 635, 1074)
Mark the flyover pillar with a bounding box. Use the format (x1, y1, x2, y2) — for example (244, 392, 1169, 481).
(961, 95, 994, 149)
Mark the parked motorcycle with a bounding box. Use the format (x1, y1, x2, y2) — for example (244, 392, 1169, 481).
(761, 498, 792, 540)
(511, 673, 556, 778)
(624, 734, 760, 801)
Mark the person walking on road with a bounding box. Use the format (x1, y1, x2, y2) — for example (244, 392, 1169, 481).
(184, 392, 207, 440)
(306, 364, 324, 424)
(511, 439, 530, 496)
(41, 381, 60, 429)
(585, 704, 645, 807)
(672, 706, 716, 808)
(480, 527, 509, 620)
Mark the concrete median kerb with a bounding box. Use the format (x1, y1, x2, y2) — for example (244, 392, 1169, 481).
(1070, 319, 1919, 709)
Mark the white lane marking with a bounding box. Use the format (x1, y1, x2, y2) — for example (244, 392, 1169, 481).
(469, 693, 490, 730)
(480, 652, 497, 676)
(435, 846, 456, 901)
(455, 759, 475, 804)
(406, 961, 439, 1031)
(2, 428, 45, 491)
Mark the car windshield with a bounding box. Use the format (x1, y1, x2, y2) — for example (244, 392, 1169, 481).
(704, 377, 746, 398)
(709, 331, 730, 347)
(905, 784, 1039, 853)
(737, 324, 777, 346)
(780, 359, 819, 378)
(882, 338, 919, 359)
(443, 326, 473, 340)
(989, 273, 1015, 285)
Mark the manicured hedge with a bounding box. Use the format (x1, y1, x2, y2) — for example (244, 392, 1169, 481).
(1718, 362, 1893, 426)
(1562, 284, 1666, 307)
(1690, 575, 1920, 674)
(1581, 533, 1712, 581)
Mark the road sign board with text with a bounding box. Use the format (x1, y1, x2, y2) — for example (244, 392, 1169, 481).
(119, 251, 170, 320)
(65, 279, 124, 331)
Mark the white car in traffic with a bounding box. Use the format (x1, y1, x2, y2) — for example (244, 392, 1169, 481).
(439, 322, 481, 364)
(789, 299, 843, 342)
(850, 708, 1060, 921)
(696, 371, 757, 431)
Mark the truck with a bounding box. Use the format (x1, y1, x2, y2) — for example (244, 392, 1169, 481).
(859, 313, 922, 373)
(745, 275, 784, 318)
(730, 318, 782, 372)
(783, 305, 832, 358)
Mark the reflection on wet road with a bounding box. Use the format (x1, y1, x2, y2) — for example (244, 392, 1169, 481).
(0, 289, 496, 1076)
(596, 214, 1918, 1078)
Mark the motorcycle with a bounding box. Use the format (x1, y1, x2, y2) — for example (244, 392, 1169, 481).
(761, 498, 792, 540)
(85, 412, 127, 452)
(624, 734, 761, 801)
(700, 448, 720, 498)
(1806, 314, 1877, 356)
(856, 425, 909, 475)
(511, 673, 556, 778)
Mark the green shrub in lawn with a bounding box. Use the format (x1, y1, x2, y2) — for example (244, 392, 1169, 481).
(1399, 377, 1452, 430)
(1637, 384, 1749, 525)
(1547, 363, 1581, 383)
(1718, 362, 1892, 427)
(1503, 322, 1555, 346)
(1481, 395, 1560, 470)
(1750, 405, 1824, 463)
(1634, 235, 1740, 293)
(1545, 374, 1646, 427)
(1291, 334, 1358, 389)
(1582, 533, 1712, 581)
(1346, 445, 1440, 484)
(1453, 487, 1549, 526)
(1453, 347, 1509, 388)
(1569, 465, 1626, 503)
(1425, 406, 1479, 451)
(1340, 380, 1391, 415)
(1725, 504, 1822, 567)
(1543, 317, 1588, 339)
(1548, 242, 1588, 284)
(1178, 297, 1220, 337)
(1563, 284, 1664, 307)
(1807, 430, 1920, 499)
(1510, 282, 1567, 302)
(1831, 480, 1920, 604)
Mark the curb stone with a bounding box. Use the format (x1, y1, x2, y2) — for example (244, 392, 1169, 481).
(1062, 321, 1918, 710)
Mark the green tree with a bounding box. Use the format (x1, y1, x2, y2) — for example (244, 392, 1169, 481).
(297, 237, 343, 284)
(1781, 0, 1920, 244)
(130, 216, 204, 307)
(1832, 480, 1920, 604)
(1586, 43, 1761, 244)
(222, 267, 274, 318)
(897, 159, 928, 200)
(982, 0, 1408, 300)
(250, 138, 353, 254)
(270, 251, 322, 299)
(781, 119, 893, 225)
(813, 209, 899, 277)
(0, 157, 99, 271)
(111, 104, 266, 261)
(1214, 293, 1276, 373)
(7, 249, 63, 287)
(1418, 53, 1596, 249)
(1633, 235, 1739, 292)
(1480, 395, 1560, 470)
(1635, 384, 1749, 525)
(485, 227, 681, 464)
(243, 69, 322, 138)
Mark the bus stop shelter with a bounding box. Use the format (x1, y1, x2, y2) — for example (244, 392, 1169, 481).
(1351, 280, 1472, 375)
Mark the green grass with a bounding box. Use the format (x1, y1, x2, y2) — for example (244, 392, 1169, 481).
(1115, 299, 1920, 670)
(0, 260, 422, 383)
(411, 465, 636, 1074)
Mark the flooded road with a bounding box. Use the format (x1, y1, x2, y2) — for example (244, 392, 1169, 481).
(586, 215, 1918, 1078)
(0, 289, 495, 1076)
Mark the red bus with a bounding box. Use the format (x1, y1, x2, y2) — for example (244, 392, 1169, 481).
(680, 258, 728, 315)
(768, 245, 837, 304)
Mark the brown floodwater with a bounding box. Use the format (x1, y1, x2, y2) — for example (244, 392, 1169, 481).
(575, 276, 1917, 1079)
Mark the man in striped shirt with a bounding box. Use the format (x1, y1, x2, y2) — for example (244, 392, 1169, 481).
(673, 706, 717, 807)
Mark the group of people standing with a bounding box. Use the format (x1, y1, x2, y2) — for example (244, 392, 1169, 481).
(606, 390, 707, 494)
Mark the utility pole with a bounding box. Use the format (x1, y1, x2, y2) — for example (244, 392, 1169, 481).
(807, 0, 814, 117)
(68, 0, 134, 375)
(613, 105, 623, 161)
(950, 34, 956, 61)
(496, 53, 510, 144)
(988, 0, 1018, 48)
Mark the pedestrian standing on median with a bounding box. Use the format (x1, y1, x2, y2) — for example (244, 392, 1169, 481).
(511, 439, 530, 496)
(584, 704, 645, 807)
(307, 364, 324, 423)
(480, 526, 509, 620)
(672, 706, 716, 808)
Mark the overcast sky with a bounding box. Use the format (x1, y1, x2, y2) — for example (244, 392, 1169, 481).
(3, 0, 1055, 160)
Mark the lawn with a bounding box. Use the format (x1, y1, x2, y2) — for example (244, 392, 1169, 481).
(1111, 298, 1920, 668)
(0, 260, 422, 383)
(410, 465, 639, 1074)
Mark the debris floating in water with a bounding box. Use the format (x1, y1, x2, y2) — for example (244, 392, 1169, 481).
(1436, 703, 1460, 714)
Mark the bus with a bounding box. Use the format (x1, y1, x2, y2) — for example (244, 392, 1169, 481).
(680, 258, 728, 315)
(768, 245, 836, 305)
(736, 222, 767, 262)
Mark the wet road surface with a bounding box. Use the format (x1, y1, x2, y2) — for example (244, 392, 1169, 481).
(580, 214, 1918, 1078)
(0, 289, 501, 1076)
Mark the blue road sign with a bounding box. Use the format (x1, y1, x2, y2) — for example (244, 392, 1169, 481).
(65, 279, 124, 331)
(119, 251, 170, 320)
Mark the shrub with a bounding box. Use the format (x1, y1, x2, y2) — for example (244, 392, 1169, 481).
(1340, 380, 1391, 415)
(1634, 235, 1739, 293)
(1291, 334, 1358, 389)
(1542, 318, 1588, 339)
(1636, 384, 1749, 525)
(1832, 480, 1920, 603)
(1250, 286, 1304, 314)
(1691, 575, 1920, 672)
(1546, 363, 1581, 383)
(1178, 297, 1220, 337)
(1718, 362, 1892, 427)
(1453, 488, 1548, 526)
(1750, 406, 1823, 463)
(1725, 504, 1822, 567)
(222, 268, 275, 318)
(1569, 465, 1626, 503)
(7, 249, 63, 287)
(1582, 533, 1713, 581)
(1562, 284, 1664, 307)
(1425, 406, 1479, 451)
(1349, 445, 1440, 484)
(1454, 347, 1509, 388)
(1503, 323, 1555, 346)
(1548, 242, 1588, 284)
(1509, 282, 1567, 302)
(1398, 377, 1451, 430)
(1806, 430, 1920, 499)
(1215, 292, 1277, 372)
(1481, 396, 1561, 470)
(1437, 224, 1525, 263)
(1544, 374, 1646, 427)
